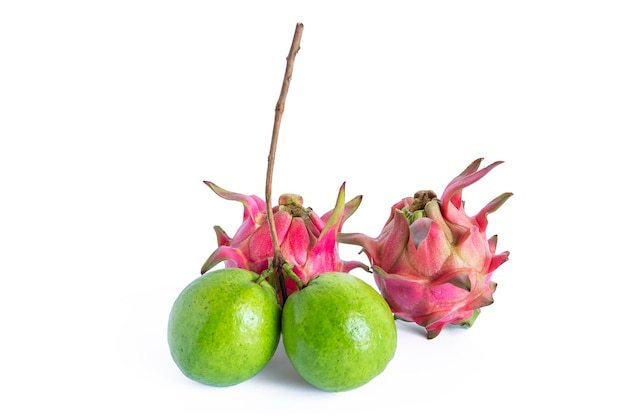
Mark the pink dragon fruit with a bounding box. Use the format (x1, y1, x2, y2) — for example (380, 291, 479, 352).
(201, 181, 368, 296)
(339, 158, 512, 339)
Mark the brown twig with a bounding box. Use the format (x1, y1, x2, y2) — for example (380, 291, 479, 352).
(265, 22, 304, 302)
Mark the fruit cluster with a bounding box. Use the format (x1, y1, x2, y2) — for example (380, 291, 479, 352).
(167, 158, 511, 391)
(167, 22, 510, 392)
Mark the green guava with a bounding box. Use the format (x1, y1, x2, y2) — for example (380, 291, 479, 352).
(167, 268, 281, 386)
(281, 272, 397, 392)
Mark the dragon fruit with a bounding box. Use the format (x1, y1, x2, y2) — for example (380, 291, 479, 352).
(201, 181, 368, 296)
(339, 158, 512, 338)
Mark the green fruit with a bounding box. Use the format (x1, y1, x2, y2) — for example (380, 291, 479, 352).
(167, 268, 281, 387)
(281, 272, 397, 392)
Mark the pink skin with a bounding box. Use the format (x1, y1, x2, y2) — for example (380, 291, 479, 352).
(201, 182, 368, 295)
(339, 158, 512, 338)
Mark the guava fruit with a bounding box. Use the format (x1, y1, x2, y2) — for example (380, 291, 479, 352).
(167, 268, 281, 386)
(281, 272, 397, 391)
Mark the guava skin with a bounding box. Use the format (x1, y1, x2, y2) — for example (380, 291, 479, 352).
(167, 268, 281, 387)
(281, 272, 397, 392)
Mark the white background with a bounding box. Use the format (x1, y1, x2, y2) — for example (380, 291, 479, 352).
(1, 1, 624, 415)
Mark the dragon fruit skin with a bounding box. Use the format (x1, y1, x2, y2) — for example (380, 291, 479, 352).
(339, 158, 512, 339)
(201, 182, 368, 295)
